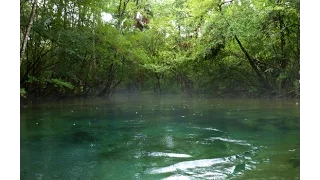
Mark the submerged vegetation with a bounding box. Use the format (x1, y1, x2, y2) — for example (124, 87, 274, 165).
(20, 0, 300, 99)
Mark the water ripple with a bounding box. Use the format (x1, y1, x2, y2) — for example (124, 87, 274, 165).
(190, 126, 223, 132)
(149, 152, 192, 158)
(147, 156, 236, 174)
(207, 137, 252, 146)
(146, 150, 260, 179)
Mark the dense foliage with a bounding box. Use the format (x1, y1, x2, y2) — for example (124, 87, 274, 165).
(20, 0, 300, 98)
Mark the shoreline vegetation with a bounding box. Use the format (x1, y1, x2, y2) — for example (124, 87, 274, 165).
(20, 0, 299, 100)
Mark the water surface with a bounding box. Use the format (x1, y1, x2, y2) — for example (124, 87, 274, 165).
(21, 95, 300, 179)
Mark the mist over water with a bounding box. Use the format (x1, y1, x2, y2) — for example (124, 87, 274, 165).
(21, 95, 300, 179)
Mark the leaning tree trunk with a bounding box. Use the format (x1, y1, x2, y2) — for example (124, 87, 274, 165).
(217, 1, 272, 91)
(20, 0, 38, 66)
(234, 35, 272, 90)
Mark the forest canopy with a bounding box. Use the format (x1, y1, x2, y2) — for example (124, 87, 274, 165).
(20, 0, 300, 98)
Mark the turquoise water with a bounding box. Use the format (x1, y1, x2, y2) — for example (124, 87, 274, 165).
(20, 95, 300, 179)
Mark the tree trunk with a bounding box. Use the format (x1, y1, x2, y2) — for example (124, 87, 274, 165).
(154, 73, 161, 94)
(97, 61, 123, 97)
(234, 35, 271, 90)
(20, 0, 38, 66)
(98, 63, 115, 97)
(217, 3, 272, 91)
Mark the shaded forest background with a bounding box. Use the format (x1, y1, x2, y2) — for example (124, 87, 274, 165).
(20, 0, 300, 99)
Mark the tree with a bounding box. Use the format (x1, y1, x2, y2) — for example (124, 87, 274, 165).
(20, 0, 38, 66)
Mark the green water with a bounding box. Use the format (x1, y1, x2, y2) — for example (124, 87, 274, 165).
(20, 95, 300, 179)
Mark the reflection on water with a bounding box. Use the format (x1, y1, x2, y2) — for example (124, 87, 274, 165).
(21, 95, 299, 179)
